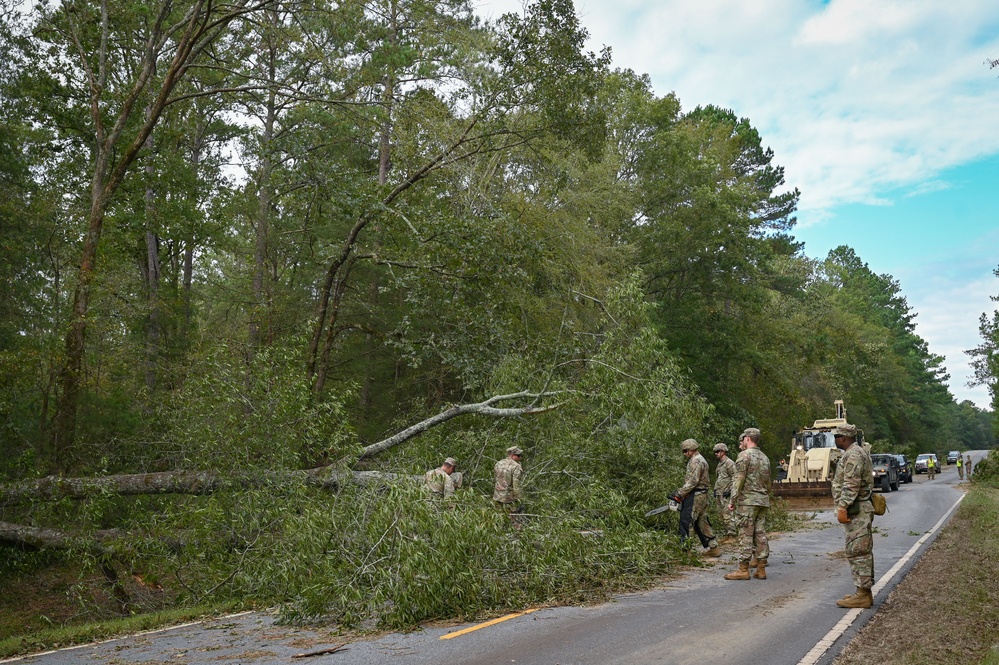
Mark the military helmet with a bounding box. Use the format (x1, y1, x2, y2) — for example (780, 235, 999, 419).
(833, 424, 858, 438)
(713, 443, 728, 453)
(680, 439, 699, 451)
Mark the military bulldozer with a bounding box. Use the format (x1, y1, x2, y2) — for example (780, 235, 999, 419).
(771, 400, 863, 499)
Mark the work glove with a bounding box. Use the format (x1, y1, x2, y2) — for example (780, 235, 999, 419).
(837, 506, 851, 524)
(670, 492, 683, 503)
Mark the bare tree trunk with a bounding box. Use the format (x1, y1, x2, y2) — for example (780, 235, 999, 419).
(50, 0, 277, 466)
(143, 104, 162, 395)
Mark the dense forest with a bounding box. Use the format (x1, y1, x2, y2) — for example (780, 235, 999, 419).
(1, 0, 997, 630)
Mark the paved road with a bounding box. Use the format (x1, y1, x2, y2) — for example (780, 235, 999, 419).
(4, 451, 985, 665)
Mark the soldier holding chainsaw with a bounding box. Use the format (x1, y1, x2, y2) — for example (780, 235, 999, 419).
(673, 439, 721, 557)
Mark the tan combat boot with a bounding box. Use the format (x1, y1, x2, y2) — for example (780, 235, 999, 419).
(705, 546, 721, 557)
(748, 555, 758, 567)
(724, 563, 751, 580)
(836, 587, 873, 608)
(753, 559, 767, 579)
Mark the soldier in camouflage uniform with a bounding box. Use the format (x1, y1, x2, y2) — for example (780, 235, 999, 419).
(713, 443, 737, 543)
(424, 457, 458, 499)
(674, 439, 721, 557)
(831, 423, 875, 608)
(724, 428, 771, 580)
(493, 446, 524, 518)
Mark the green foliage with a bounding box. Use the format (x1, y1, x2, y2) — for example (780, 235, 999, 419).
(971, 449, 999, 483)
(968, 267, 999, 424)
(278, 483, 681, 629)
(156, 339, 355, 470)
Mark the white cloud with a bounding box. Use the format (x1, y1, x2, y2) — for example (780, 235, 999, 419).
(549, 0, 999, 215)
(473, 0, 999, 408)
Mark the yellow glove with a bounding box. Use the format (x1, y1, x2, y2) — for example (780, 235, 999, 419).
(837, 506, 851, 524)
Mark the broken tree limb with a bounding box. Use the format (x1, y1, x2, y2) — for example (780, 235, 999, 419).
(358, 391, 561, 459)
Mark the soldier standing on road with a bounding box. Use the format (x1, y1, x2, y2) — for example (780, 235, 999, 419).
(424, 457, 458, 499)
(493, 446, 524, 520)
(966, 454, 973, 479)
(831, 423, 875, 609)
(927, 455, 937, 480)
(724, 428, 770, 581)
(674, 439, 721, 557)
(713, 443, 737, 544)
(957, 454, 964, 480)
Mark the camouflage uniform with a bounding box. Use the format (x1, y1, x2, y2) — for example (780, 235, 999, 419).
(966, 455, 973, 479)
(714, 454, 737, 537)
(832, 441, 875, 591)
(729, 446, 770, 564)
(493, 456, 523, 508)
(677, 448, 718, 550)
(424, 468, 455, 499)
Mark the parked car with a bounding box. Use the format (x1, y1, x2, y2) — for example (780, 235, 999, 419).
(893, 454, 913, 483)
(947, 450, 961, 465)
(915, 453, 939, 474)
(871, 454, 900, 492)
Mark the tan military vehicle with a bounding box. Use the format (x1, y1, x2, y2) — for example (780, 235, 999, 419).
(772, 400, 864, 499)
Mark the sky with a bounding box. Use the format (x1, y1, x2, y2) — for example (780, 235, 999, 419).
(477, 0, 999, 409)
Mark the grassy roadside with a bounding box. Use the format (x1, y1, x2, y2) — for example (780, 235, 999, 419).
(834, 480, 999, 665)
(0, 604, 246, 659)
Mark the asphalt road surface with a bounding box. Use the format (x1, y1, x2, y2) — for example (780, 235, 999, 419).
(4, 451, 986, 665)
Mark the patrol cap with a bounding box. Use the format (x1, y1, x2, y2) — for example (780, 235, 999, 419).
(832, 423, 857, 438)
(680, 438, 699, 451)
(713, 443, 728, 453)
(507, 446, 524, 456)
(443, 457, 457, 467)
(741, 427, 761, 440)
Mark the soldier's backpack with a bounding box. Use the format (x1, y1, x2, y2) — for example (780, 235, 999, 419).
(871, 492, 887, 516)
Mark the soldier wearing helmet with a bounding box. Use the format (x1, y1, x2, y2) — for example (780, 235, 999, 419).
(724, 427, 771, 581)
(425, 456, 458, 499)
(673, 439, 721, 557)
(713, 442, 737, 543)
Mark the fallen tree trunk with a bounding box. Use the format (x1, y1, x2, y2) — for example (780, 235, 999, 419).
(0, 520, 125, 554)
(0, 469, 415, 505)
(0, 391, 558, 506)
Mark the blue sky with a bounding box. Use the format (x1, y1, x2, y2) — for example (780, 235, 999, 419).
(477, 0, 999, 408)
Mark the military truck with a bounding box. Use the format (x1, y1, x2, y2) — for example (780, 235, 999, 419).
(771, 400, 863, 498)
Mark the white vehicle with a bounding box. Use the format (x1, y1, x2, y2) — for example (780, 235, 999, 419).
(914, 453, 939, 474)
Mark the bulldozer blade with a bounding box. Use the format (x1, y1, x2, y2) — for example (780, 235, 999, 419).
(770, 481, 832, 498)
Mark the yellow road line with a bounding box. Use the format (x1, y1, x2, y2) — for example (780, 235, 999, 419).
(440, 609, 539, 640)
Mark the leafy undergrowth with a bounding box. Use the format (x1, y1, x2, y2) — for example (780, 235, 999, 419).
(834, 481, 999, 665)
(0, 487, 804, 660)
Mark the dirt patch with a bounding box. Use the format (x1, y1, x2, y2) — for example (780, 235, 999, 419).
(0, 560, 177, 640)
